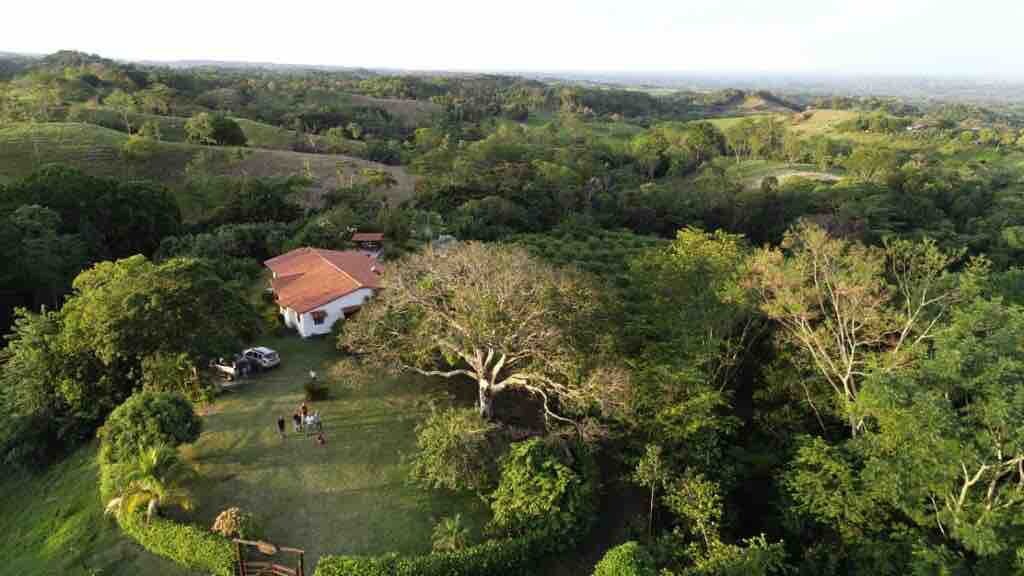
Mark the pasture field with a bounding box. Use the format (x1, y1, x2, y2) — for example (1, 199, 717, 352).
(787, 108, 860, 136)
(703, 113, 781, 130)
(0, 122, 415, 220)
(721, 158, 840, 189)
(67, 106, 368, 154)
(344, 92, 442, 127)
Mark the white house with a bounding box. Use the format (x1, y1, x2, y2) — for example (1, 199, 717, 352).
(264, 247, 383, 338)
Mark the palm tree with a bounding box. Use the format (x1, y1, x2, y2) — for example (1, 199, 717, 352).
(105, 444, 195, 522)
(431, 514, 469, 552)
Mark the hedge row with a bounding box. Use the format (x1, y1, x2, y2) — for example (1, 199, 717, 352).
(315, 531, 551, 576)
(117, 511, 235, 576)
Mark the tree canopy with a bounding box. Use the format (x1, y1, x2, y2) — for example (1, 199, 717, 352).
(340, 242, 629, 437)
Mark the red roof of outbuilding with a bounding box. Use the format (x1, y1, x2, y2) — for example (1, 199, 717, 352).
(264, 248, 383, 314)
(351, 232, 385, 242)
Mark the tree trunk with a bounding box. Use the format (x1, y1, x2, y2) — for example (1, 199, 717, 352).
(146, 498, 158, 523)
(478, 380, 494, 420)
(649, 485, 655, 537)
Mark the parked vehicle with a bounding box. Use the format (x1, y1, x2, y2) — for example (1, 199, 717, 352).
(210, 355, 254, 381)
(243, 346, 281, 370)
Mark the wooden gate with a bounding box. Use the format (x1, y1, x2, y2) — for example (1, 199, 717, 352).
(234, 539, 305, 576)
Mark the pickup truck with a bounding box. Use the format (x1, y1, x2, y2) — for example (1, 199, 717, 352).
(210, 355, 254, 381)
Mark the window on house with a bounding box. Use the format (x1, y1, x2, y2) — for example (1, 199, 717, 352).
(312, 310, 327, 325)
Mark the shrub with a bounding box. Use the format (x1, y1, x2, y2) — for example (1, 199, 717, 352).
(315, 532, 550, 576)
(186, 112, 247, 146)
(117, 511, 234, 576)
(141, 352, 211, 402)
(138, 119, 163, 140)
(97, 391, 201, 469)
(409, 408, 501, 494)
(99, 394, 226, 576)
(304, 379, 329, 401)
(593, 542, 658, 576)
(211, 506, 259, 539)
(122, 134, 158, 162)
(489, 438, 597, 541)
(432, 514, 469, 552)
(261, 297, 287, 335)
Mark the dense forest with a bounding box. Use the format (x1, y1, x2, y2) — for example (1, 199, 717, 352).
(3, 50, 1024, 576)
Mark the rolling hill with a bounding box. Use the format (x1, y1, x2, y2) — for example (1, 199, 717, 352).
(64, 107, 367, 155)
(0, 122, 416, 220)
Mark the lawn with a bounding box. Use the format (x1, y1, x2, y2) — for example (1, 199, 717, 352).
(0, 333, 487, 575)
(181, 334, 489, 572)
(0, 446, 199, 576)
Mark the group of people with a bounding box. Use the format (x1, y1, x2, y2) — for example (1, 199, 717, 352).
(276, 401, 326, 445)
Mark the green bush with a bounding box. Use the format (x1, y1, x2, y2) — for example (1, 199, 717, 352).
(99, 393, 227, 576)
(409, 408, 500, 494)
(593, 541, 658, 576)
(117, 511, 234, 576)
(316, 438, 599, 576)
(489, 438, 597, 541)
(97, 391, 201, 468)
(141, 352, 210, 402)
(122, 134, 158, 162)
(211, 506, 259, 539)
(304, 379, 329, 401)
(432, 514, 469, 552)
(185, 112, 247, 146)
(315, 532, 549, 576)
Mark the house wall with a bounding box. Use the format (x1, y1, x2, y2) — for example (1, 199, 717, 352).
(295, 288, 375, 338)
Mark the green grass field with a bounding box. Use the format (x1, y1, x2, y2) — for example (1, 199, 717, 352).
(788, 109, 858, 136)
(181, 334, 489, 571)
(0, 447, 199, 576)
(719, 158, 840, 189)
(703, 113, 781, 130)
(0, 333, 488, 575)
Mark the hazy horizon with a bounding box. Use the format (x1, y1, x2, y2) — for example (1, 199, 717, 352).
(7, 0, 1024, 79)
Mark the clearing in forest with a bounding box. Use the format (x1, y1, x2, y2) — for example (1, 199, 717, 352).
(181, 334, 488, 571)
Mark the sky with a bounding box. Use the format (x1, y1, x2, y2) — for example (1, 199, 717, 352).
(5, 0, 1024, 77)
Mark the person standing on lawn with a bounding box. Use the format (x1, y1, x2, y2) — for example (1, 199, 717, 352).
(276, 415, 286, 438)
(292, 411, 301, 433)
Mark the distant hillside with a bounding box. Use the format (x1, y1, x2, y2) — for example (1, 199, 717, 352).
(63, 107, 367, 154)
(344, 93, 442, 126)
(705, 89, 803, 116)
(0, 122, 415, 220)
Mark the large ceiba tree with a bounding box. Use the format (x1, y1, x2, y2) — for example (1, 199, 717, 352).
(340, 242, 629, 437)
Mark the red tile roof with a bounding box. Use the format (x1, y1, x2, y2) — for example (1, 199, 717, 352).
(264, 248, 383, 314)
(351, 232, 384, 242)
